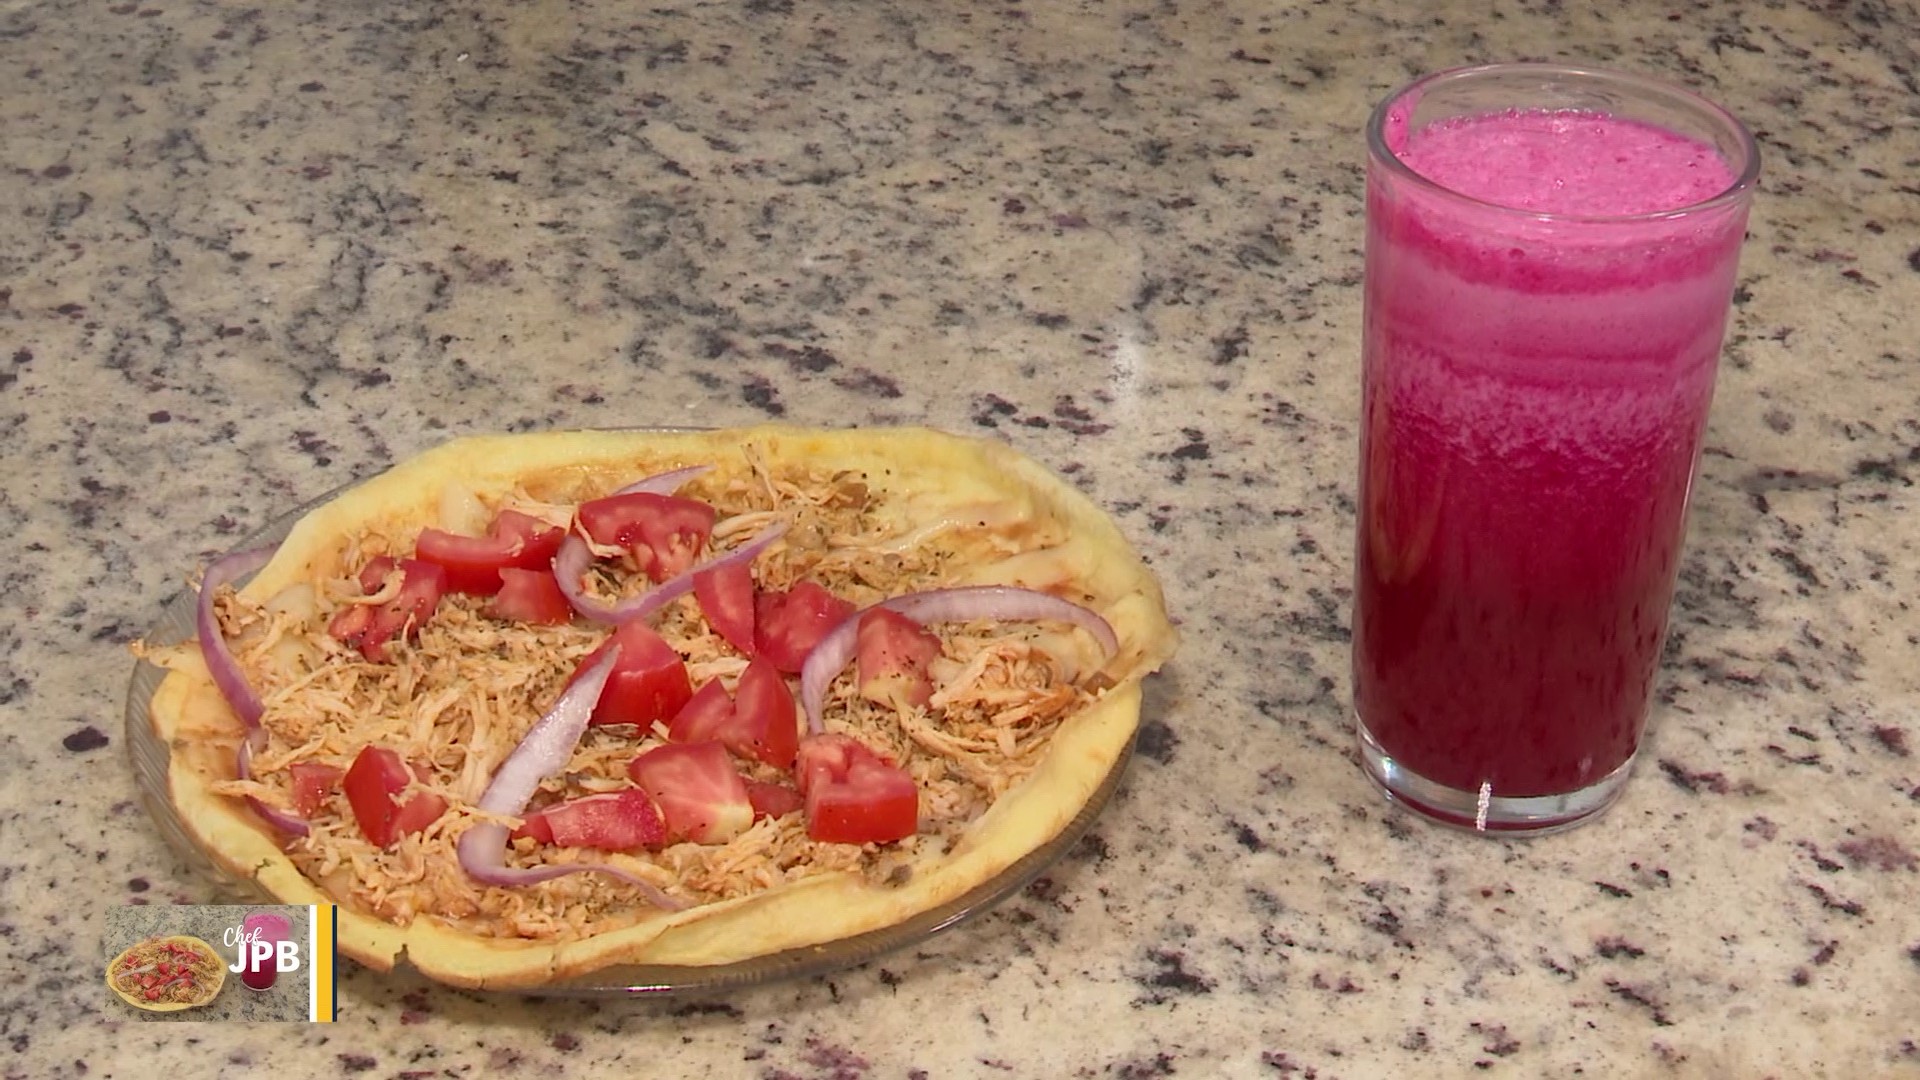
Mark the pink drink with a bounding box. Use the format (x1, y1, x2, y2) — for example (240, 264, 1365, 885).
(241, 912, 291, 991)
(1353, 68, 1755, 830)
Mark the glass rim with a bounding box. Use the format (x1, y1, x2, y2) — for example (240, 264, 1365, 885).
(1366, 62, 1762, 225)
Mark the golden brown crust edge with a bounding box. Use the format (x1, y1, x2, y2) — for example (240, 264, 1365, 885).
(146, 425, 1177, 989)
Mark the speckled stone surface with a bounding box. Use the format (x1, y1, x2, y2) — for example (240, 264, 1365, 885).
(4, 0, 1917, 1076)
(102, 905, 311, 1022)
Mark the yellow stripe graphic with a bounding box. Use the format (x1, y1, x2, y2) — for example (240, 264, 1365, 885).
(309, 905, 337, 1022)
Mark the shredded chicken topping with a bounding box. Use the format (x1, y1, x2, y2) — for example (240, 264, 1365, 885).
(205, 458, 1107, 942)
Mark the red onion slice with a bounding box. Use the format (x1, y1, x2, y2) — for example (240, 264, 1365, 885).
(613, 464, 710, 497)
(194, 546, 276, 728)
(474, 647, 618, 816)
(193, 545, 313, 837)
(799, 586, 1120, 734)
(237, 735, 310, 837)
(554, 522, 787, 625)
(455, 822, 682, 906)
(552, 536, 610, 620)
(455, 645, 683, 909)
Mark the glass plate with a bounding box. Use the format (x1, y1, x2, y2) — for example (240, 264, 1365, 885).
(125, 479, 1138, 996)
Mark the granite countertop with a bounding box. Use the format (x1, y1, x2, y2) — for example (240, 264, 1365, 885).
(5, 0, 1916, 1076)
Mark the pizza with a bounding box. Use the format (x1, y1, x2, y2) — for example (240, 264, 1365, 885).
(106, 936, 226, 1011)
(139, 426, 1176, 989)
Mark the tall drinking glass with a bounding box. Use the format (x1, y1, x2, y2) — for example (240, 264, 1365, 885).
(1352, 64, 1759, 833)
(241, 911, 291, 991)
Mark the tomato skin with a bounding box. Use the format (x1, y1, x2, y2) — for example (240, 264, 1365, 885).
(342, 746, 446, 849)
(415, 510, 567, 596)
(289, 761, 345, 817)
(745, 780, 805, 821)
(485, 567, 573, 625)
(626, 742, 753, 844)
(855, 607, 944, 708)
(512, 790, 667, 851)
(665, 678, 734, 745)
(693, 559, 757, 655)
(794, 734, 918, 845)
(328, 558, 448, 661)
(577, 622, 694, 729)
(753, 580, 857, 674)
(731, 657, 799, 769)
(577, 492, 717, 582)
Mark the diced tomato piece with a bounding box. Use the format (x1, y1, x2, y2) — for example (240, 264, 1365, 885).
(745, 780, 805, 821)
(665, 677, 735, 745)
(414, 510, 566, 596)
(143, 988, 161, 1001)
(326, 603, 372, 647)
(512, 789, 667, 851)
(485, 567, 573, 625)
(357, 555, 398, 595)
(577, 492, 717, 583)
(663, 661, 797, 769)
(383, 559, 447, 643)
(794, 734, 918, 845)
(510, 811, 555, 845)
(625, 743, 753, 844)
(289, 761, 345, 817)
(576, 622, 694, 728)
(730, 657, 799, 769)
(327, 559, 447, 661)
(855, 607, 945, 709)
(793, 734, 868, 798)
(387, 789, 447, 841)
(693, 559, 757, 655)
(753, 580, 856, 674)
(341, 745, 447, 849)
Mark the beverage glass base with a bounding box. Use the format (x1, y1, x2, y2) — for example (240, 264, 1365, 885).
(1354, 717, 1635, 835)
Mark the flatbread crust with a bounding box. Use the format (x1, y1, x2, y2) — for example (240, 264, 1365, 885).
(144, 426, 1176, 988)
